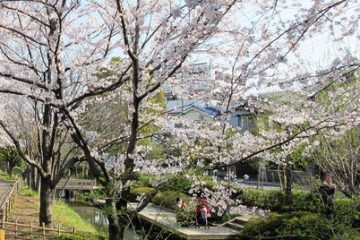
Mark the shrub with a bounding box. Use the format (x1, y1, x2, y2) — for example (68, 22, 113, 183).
(241, 211, 360, 240)
(175, 201, 197, 227)
(161, 174, 192, 193)
(130, 187, 155, 196)
(152, 191, 191, 210)
(292, 190, 320, 212)
(133, 175, 154, 188)
(335, 197, 360, 228)
(240, 189, 320, 212)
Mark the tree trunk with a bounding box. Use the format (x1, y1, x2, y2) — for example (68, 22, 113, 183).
(39, 177, 54, 227)
(107, 199, 126, 240)
(30, 166, 37, 191)
(7, 165, 12, 178)
(284, 159, 293, 209)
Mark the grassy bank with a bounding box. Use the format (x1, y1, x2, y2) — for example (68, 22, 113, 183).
(11, 184, 100, 238)
(53, 201, 97, 234)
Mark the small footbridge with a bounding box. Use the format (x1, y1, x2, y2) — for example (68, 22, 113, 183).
(55, 179, 101, 191)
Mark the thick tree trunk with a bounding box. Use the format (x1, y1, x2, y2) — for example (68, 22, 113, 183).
(39, 177, 54, 227)
(107, 199, 126, 240)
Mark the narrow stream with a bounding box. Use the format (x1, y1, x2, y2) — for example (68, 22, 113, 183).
(66, 202, 108, 234)
(66, 201, 141, 239)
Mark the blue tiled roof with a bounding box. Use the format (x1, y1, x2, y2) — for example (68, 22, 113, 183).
(166, 99, 220, 116)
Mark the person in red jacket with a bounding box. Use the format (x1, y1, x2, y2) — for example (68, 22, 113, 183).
(195, 197, 211, 228)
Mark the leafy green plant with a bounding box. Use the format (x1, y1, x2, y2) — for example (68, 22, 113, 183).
(335, 197, 360, 228)
(129, 187, 155, 201)
(240, 189, 320, 212)
(175, 201, 197, 227)
(241, 211, 360, 240)
(152, 191, 191, 210)
(161, 174, 192, 193)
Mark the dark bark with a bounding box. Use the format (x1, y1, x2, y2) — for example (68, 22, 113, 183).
(107, 198, 126, 240)
(39, 177, 54, 226)
(283, 159, 293, 209)
(7, 163, 13, 178)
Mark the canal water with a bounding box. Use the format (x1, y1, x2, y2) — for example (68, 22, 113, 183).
(66, 201, 141, 239)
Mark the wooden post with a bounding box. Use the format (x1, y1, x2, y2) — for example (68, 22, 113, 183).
(15, 218, 18, 239)
(5, 203, 8, 221)
(42, 222, 45, 240)
(58, 223, 61, 237)
(1, 210, 4, 228)
(14, 184, 17, 205)
(72, 226, 76, 234)
(30, 221, 33, 239)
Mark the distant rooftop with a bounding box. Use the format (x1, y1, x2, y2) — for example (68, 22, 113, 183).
(166, 99, 220, 116)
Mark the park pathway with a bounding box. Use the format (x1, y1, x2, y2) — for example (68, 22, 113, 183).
(129, 203, 243, 240)
(0, 179, 16, 209)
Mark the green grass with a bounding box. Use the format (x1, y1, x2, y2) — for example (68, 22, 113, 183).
(53, 201, 98, 235)
(0, 169, 17, 181)
(19, 185, 38, 197)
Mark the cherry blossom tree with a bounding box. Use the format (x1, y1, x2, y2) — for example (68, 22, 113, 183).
(0, 1, 359, 239)
(0, 0, 116, 226)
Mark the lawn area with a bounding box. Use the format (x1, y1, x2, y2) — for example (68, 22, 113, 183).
(10, 184, 98, 235)
(53, 201, 97, 234)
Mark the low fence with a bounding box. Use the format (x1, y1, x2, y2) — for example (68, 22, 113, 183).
(1, 219, 75, 240)
(0, 180, 19, 223)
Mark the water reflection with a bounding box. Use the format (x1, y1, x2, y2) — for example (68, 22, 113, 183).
(66, 202, 108, 233)
(66, 201, 141, 240)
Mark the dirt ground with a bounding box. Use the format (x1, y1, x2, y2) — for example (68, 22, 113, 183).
(9, 194, 39, 224)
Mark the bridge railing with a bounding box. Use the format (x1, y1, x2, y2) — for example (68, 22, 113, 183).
(56, 179, 98, 190)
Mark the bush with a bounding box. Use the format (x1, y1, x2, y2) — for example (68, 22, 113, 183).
(175, 201, 197, 227)
(241, 211, 360, 240)
(161, 174, 192, 193)
(335, 197, 360, 228)
(133, 175, 154, 188)
(241, 189, 284, 210)
(130, 187, 155, 196)
(240, 189, 320, 211)
(292, 190, 320, 212)
(152, 191, 191, 210)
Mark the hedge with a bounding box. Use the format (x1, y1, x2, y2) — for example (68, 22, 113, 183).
(241, 211, 360, 240)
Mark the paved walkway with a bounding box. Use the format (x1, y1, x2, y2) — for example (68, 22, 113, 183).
(0, 179, 15, 208)
(130, 203, 241, 240)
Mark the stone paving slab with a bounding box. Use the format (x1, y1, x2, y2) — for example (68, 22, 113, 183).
(129, 203, 241, 240)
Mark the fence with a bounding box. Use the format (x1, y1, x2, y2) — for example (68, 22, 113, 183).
(0, 180, 19, 224)
(0, 180, 79, 239)
(1, 219, 76, 240)
(56, 179, 99, 190)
